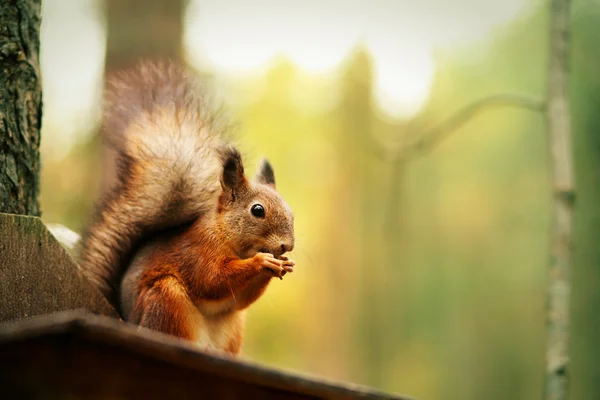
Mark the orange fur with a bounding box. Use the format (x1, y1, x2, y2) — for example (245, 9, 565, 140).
(133, 275, 198, 341)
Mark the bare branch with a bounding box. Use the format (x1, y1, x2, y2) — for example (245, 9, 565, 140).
(404, 93, 545, 159)
(367, 93, 545, 163)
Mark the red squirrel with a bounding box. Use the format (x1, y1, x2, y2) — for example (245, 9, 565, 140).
(79, 61, 295, 355)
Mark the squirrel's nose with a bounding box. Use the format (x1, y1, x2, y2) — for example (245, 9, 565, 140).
(281, 241, 294, 253)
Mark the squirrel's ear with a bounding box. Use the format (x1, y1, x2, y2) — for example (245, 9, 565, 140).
(254, 158, 276, 189)
(220, 147, 246, 199)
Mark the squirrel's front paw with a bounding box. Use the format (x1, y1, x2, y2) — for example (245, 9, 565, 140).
(276, 255, 295, 277)
(254, 253, 295, 280)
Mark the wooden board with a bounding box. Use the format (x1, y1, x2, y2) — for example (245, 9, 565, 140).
(0, 311, 412, 400)
(0, 212, 118, 321)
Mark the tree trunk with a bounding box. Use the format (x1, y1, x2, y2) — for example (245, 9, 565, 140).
(544, 0, 574, 399)
(100, 0, 184, 192)
(105, 0, 184, 72)
(0, 0, 42, 216)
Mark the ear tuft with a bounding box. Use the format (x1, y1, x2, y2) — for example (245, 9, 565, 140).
(220, 146, 245, 193)
(255, 158, 276, 188)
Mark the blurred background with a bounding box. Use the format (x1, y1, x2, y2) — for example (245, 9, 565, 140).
(38, 0, 600, 399)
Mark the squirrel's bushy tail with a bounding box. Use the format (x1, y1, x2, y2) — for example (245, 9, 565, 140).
(80, 61, 230, 307)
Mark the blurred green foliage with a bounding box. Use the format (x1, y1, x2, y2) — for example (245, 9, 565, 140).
(38, 1, 600, 399)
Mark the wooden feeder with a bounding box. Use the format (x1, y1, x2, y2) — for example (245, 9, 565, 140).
(0, 212, 410, 399)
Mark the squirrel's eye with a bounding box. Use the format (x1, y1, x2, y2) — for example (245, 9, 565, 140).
(251, 204, 265, 218)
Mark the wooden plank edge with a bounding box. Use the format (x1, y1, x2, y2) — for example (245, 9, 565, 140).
(0, 311, 412, 400)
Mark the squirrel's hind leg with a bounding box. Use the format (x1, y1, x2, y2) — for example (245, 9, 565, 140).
(131, 276, 198, 342)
